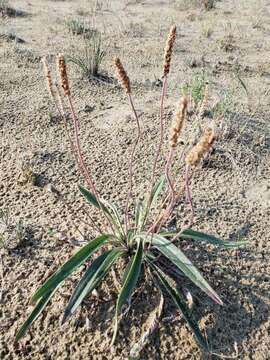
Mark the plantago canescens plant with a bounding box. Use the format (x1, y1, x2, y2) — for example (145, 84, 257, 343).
(16, 26, 247, 356)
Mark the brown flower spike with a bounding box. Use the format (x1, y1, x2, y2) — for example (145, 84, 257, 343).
(185, 127, 215, 166)
(57, 54, 70, 96)
(114, 57, 131, 94)
(170, 96, 188, 147)
(42, 58, 55, 100)
(163, 25, 177, 77)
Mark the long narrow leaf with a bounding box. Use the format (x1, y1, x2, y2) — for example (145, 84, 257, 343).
(160, 229, 247, 248)
(63, 248, 125, 323)
(32, 234, 110, 303)
(141, 176, 165, 229)
(180, 229, 248, 248)
(148, 261, 208, 351)
(79, 186, 125, 236)
(145, 234, 223, 305)
(150, 175, 166, 207)
(79, 185, 110, 214)
(111, 240, 143, 345)
(16, 289, 56, 341)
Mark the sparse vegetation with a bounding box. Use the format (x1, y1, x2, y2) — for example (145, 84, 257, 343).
(16, 27, 246, 358)
(65, 18, 96, 39)
(182, 72, 208, 106)
(68, 32, 105, 78)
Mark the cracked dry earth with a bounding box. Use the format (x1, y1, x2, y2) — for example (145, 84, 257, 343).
(0, 0, 270, 359)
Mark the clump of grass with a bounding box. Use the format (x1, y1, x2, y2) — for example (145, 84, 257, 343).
(182, 72, 208, 106)
(68, 32, 105, 79)
(16, 26, 246, 357)
(65, 18, 96, 39)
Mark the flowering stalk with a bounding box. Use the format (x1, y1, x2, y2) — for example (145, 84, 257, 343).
(183, 127, 216, 227)
(145, 26, 177, 225)
(114, 57, 141, 234)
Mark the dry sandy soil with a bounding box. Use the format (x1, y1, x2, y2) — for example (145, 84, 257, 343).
(0, 0, 270, 359)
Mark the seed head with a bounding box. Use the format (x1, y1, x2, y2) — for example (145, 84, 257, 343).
(185, 127, 215, 166)
(113, 57, 131, 94)
(41, 58, 56, 100)
(170, 96, 188, 147)
(163, 25, 177, 77)
(57, 54, 70, 96)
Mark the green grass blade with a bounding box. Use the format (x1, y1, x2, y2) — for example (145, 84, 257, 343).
(63, 248, 125, 323)
(180, 229, 248, 248)
(149, 234, 223, 305)
(32, 234, 110, 303)
(148, 261, 209, 351)
(16, 289, 56, 341)
(111, 240, 143, 345)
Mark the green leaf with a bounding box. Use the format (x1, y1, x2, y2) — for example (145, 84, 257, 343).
(111, 240, 143, 345)
(147, 234, 223, 305)
(148, 261, 209, 351)
(149, 175, 165, 208)
(102, 200, 125, 237)
(79, 186, 125, 237)
(63, 248, 124, 323)
(16, 289, 56, 341)
(140, 176, 165, 229)
(32, 234, 110, 303)
(79, 185, 110, 214)
(180, 229, 248, 248)
(135, 200, 145, 230)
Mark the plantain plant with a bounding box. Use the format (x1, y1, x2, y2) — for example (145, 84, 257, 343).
(16, 26, 246, 355)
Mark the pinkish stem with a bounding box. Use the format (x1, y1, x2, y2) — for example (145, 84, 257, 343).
(151, 75, 168, 183)
(67, 95, 114, 233)
(124, 93, 141, 234)
(184, 164, 194, 227)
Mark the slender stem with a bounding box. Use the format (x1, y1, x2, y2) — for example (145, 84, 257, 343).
(157, 148, 176, 229)
(144, 76, 168, 225)
(55, 85, 80, 165)
(67, 95, 114, 233)
(148, 148, 175, 236)
(184, 164, 194, 227)
(151, 75, 168, 183)
(124, 93, 141, 234)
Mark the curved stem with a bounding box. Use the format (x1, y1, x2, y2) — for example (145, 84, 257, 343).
(124, 93, 141, 234)
(67, 95, 114, 233)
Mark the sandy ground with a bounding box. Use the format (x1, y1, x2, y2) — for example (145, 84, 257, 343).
(0, 0, 270, 359)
